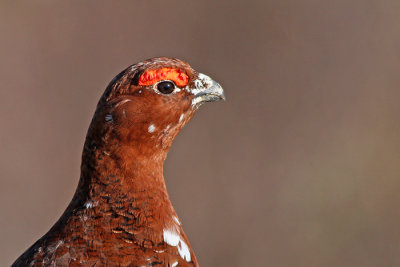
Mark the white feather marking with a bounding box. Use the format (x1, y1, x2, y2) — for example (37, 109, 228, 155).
(163, 229, 180, 246)
(105, 114, 113, 123)
(148, 124, 156, 133)
(177, 239, 191, 262)
(173, 216, 181, 225)
(84, 201, 96, 209)
(171, 262, 179, 267)
(163, 227, 191, 262)
(179, 114, 184, 123)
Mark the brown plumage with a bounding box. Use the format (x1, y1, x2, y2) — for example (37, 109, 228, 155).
(13, 57, 225, 267)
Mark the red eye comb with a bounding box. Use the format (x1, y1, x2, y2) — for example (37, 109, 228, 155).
(138, 68, 189, 87)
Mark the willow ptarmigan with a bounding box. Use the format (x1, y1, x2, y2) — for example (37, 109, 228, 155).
(13, 57, 225, 267)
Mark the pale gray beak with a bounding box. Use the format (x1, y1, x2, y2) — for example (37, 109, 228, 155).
(191, 73, 225, 106)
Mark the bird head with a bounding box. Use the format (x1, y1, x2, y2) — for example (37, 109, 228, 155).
(90, 57, 225, 156)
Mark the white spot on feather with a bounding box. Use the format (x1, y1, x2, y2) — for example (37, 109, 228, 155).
(171, 262, 178, 267)
(84, 201, 96, 209)
(173, 216, 181, 225)
(179, 114, 184, 123)
(163, 229, 180, 246)
(163, 227, 191, 262)
(177, 239, 191, 262)
(105, 114, 113, 123)
(148, 124, 156, 133)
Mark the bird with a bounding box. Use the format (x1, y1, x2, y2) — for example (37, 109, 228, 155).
(12, 57, 225, 267)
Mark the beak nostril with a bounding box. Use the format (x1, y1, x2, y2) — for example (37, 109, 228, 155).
(191, 73, 225, 106)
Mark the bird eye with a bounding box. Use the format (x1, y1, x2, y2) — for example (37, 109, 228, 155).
(156, 81, 176, 94)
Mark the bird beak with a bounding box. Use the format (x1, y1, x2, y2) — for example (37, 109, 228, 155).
(191, 73, 225, 106)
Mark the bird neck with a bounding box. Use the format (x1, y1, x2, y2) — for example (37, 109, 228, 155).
(78, 133, 176, 215)
(69, 120, 182, 241)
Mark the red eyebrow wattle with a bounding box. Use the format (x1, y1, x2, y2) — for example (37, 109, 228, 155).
(138, 68, 189, 87)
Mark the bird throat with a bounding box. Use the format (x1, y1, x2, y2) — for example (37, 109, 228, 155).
(73, 127, 179, 244)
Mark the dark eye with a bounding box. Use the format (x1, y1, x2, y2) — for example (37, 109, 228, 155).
(156, 81, 175, 94)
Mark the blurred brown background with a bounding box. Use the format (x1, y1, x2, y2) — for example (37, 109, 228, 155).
(1, 1, 400, 266)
